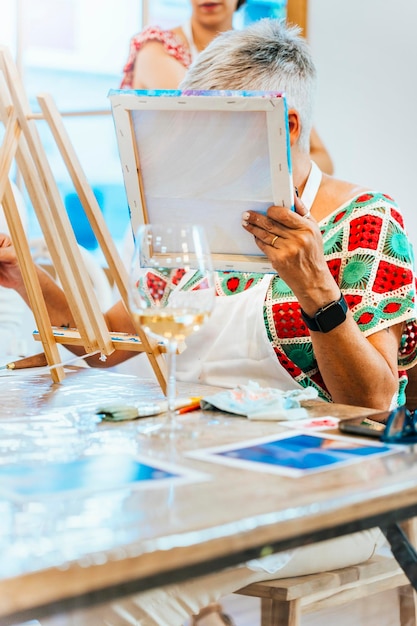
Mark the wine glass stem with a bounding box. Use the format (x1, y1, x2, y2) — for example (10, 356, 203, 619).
(166, 340, 178, 427)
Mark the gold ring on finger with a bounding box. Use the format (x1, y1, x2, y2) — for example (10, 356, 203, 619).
(270, 235, 279, 247)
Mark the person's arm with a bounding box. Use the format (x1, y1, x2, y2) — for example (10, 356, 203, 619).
(310, 127, 334, 175)
(132, 41, 187, 89)
(0, 234, 137, 368)
(241, 199, 401, 410)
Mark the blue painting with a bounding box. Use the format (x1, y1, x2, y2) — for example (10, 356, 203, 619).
(0, 454, 197, 497)
(188, 431, 397, 477)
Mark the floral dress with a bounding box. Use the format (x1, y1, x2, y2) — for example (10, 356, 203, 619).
(120, 26, 192, 89)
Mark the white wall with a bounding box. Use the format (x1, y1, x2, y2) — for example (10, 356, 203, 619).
(308, 0, 417, 249)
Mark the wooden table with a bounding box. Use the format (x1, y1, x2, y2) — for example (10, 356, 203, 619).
(0, 367, 417, 625)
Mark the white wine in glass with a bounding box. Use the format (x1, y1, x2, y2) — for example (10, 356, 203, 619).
(129, 223, 215, 437)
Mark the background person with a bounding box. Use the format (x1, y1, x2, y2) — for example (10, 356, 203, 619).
(120, 0, 246, 90)
(120, 0, 333, 175)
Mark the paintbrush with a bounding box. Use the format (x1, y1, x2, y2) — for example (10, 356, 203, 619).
(0, 352, 48, 370)
(96, 397, 203, 421)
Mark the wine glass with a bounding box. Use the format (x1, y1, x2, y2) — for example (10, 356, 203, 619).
(128, 223, 215, 438)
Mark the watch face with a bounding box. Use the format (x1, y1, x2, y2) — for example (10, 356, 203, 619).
(316, 302, 347, 333)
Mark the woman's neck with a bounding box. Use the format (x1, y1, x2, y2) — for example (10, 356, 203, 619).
(190, 17, 234, 53)
(292, 153, 314, 197)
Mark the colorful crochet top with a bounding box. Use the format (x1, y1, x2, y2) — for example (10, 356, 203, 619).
(120, 26, 192, 89)
(138, 194, 417, 404)
(211, 192, 417, 404)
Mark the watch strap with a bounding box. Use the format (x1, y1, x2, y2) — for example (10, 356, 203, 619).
(301, 293, 348, 333)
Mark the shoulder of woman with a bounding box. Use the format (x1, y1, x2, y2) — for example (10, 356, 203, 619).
(322, 174, 367, 197)
(172, 25, 189, 45)
(121, 25, 191, 88)
(314, 175, 402, 222)
(131, 25, 188, 51)
(320, 176, 372, 206)
(324, 176, 402, 209)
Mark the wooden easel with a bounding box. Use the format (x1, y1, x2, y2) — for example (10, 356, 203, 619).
(0, 46, 167, 391)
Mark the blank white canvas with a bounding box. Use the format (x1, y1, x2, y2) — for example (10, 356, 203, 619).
(110, 92, 293, 271)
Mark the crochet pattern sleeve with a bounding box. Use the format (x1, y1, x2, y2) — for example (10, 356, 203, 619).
(321, 192, 417, 367)
(263, 192, 417, 401)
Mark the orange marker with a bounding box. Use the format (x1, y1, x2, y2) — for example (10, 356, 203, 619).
(176, 401, 202, 415)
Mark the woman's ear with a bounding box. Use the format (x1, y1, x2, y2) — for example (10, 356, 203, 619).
(287, 109, 302, 146)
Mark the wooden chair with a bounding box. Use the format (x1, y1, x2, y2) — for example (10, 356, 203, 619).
(235, 553, 416, 626)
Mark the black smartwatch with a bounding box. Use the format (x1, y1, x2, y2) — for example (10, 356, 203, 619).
(300, 293, 348, 333)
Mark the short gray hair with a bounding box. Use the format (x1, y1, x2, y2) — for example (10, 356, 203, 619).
(180, 19, 317, 152)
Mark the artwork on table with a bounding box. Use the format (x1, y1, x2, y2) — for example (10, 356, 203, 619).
(187, 430, 398, 477)
(0, 454, 205, 499)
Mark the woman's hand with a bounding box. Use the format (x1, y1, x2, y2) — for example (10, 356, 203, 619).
(242, 195, 339, 311)
(0, 234, 24, 291)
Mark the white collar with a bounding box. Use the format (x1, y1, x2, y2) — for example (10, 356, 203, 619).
(300, 161, 322, 211)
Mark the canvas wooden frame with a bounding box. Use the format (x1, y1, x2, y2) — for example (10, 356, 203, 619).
(109, 90, 293, 273)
